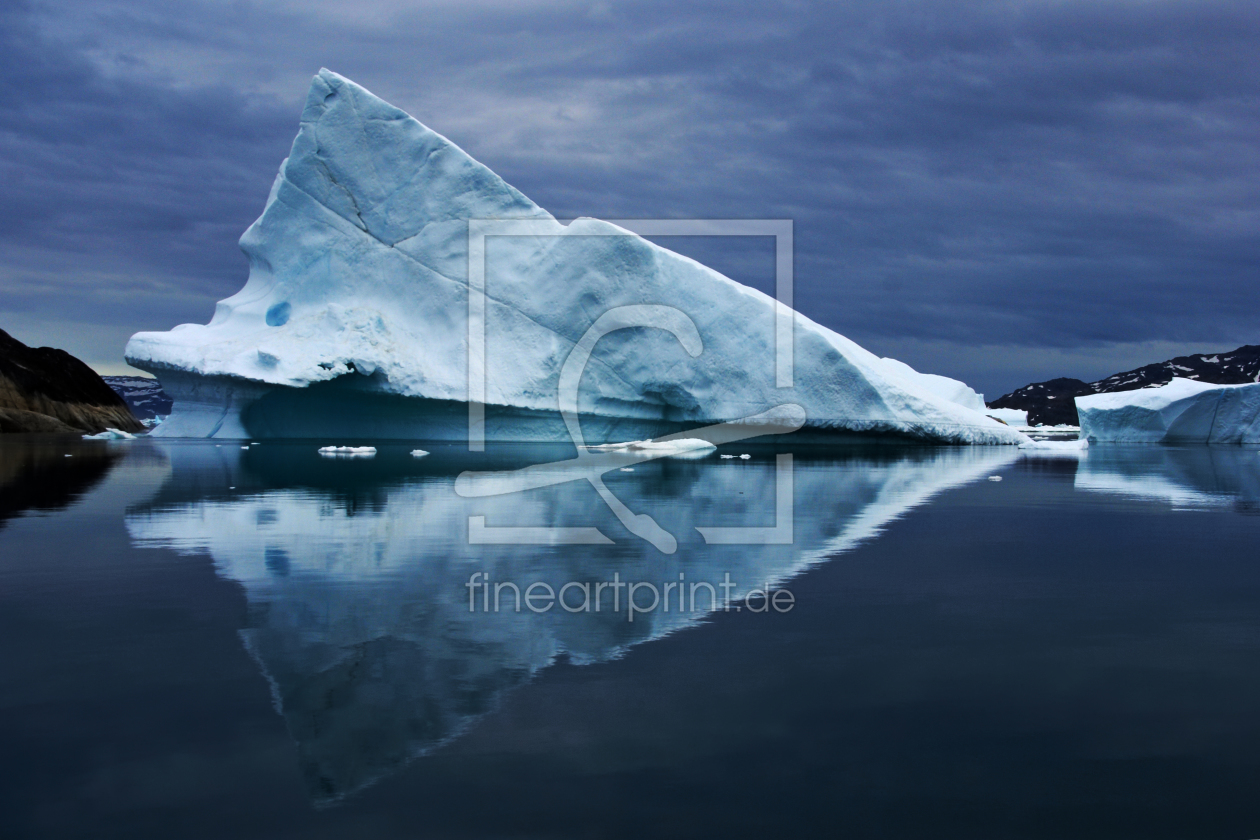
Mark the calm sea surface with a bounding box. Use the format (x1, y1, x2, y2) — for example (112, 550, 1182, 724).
(2, 437, 1259, 838)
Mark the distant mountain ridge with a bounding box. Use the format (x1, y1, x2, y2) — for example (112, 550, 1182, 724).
(0, 329, 144, 434)
(103, 376, 172, 421)
(988, 345, 1260, 426)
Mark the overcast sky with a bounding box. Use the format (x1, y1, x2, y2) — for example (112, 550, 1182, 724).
(1, 0, 1256, 396)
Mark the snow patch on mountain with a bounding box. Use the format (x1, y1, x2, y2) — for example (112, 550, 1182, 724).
(102, 375, 172, 421)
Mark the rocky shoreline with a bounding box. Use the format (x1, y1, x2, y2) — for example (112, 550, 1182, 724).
(0, 329, 143, 435)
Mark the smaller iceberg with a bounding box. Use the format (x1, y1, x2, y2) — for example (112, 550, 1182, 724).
(1077, 378, 1260, 444)
(123, 69, 1026, 446)
(82, 427, 137, 440)
(318, 445, 377, 457)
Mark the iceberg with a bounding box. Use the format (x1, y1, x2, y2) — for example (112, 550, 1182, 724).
(1077, 378, 1260, 444)
(126, 69, 1024, 446)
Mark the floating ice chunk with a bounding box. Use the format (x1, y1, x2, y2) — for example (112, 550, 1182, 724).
(82, 428, 136, 440)
(720, 454, 736, 459)
(586, 438, 717, 458)
(1020, 439, 1088, 450)
(410, 449, 429, 457)
(739, 454, 751, 460)
(1019, 438, 1087, 459)
(318, 446, 378, 458)
(619, 467, 634, 472)
(988, 475, 1003, 481)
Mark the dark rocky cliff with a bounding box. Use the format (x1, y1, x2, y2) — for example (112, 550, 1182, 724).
(0, 329, 144, 434)
(989, 345, 1260, 426)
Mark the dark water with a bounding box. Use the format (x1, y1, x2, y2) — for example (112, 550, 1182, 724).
(2, 437, 1259, 839)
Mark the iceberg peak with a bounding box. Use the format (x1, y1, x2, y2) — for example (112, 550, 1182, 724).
(126, 70, 1025, 445)
(282, 68, 548, 249)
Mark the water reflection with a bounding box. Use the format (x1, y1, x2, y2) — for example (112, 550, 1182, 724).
(0, 439, 123, 530)
(125, 443, 1018, 803)
(1075, 446, 1260, 512)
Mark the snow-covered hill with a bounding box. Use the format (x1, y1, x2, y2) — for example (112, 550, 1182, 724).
(102, 375, 172, 421)
(988, 345, 1260, 426)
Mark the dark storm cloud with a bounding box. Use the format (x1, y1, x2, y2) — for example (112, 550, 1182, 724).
(0, 0, 1256, 392)
(0, 0, 295, 330)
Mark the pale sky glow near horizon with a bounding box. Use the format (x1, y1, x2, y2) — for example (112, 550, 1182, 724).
(0, 0, 1256, 397)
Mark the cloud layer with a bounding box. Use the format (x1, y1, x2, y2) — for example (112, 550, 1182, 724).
(1, 0, 1256, 394)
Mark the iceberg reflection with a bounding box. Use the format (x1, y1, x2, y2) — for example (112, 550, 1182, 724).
(1075, 446, 1260, 511)
(125, 443, 1017, 803)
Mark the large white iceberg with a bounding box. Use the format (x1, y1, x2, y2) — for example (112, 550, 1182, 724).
(126, 69, 1023, 445)
(1077, 378, 1260, 444)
